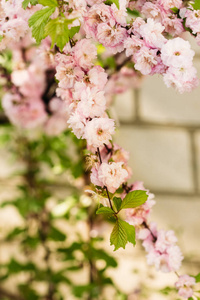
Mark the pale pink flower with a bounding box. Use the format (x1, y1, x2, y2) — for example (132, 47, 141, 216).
(68, 110, 86, 138)
(130, 17, 145, 37)
(134, 47, 158, 75)
(124, 36, 144, 57)
(97, 23, 127, 54)
(2, 93, 47, 129)
(77, 87, 106, 118)
(158, 0, 182, 11)
(84, 117, 115, 148)
(161, 37, 194, 68)
(163, 66, 199, 93)
(140, 18, 166, 49)
(56, 57, 84, 89)
(56, 88, 73, 105)
(84, 4, 115, 39)
(141, 2, 161, 22)
(111, 0, 127, 26)
(175, 275, 196, 299)
(185, 9, 200, 34)
(74, 39, 97, 69)
(162, 16, 184, 37)
(155, 230, 178, 253)
(91, 166, 104, 187)
(88, 66, 108, 90)
(98, 162, 128, 193)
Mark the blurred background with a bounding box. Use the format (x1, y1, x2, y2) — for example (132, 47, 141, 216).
(0, 33, 200, 300)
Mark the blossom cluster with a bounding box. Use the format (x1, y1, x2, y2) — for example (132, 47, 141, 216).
(1, 35, 68, 134)
(84, 1, 199, 93)
(0, 0, 35, 51)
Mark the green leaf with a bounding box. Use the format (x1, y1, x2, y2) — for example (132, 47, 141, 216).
(113, 197, 122, 212)
(28, 7, 55, 43)
(121, 220, 136, 246)
(0, 35, 4, 43)
(38, 0, 58, 7)
(96, 206, 114, 215)
(110, 219, 136, 251)
(69, 26, 80, 39)
(22, 0, 38, 9)
(126, 7, 140, 16)
(45, 17, 75, 51)
(170, 7, 179, 14)
(192, 0, 200, 10)
(195, 272, 200, 283)
(104, 0, 119, 9)
(110, 219, 127, 251)
(120, 190, 148, 210)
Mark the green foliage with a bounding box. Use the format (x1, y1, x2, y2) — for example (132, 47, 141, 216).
(45, 17, 78, 51)
(120, 190, 148, 210)
(192, 0, 200, 10)
(28, 7, 56, 43)
(38, 0, 58, 6)
(22, 0, 38, 9)
(170, 7, 179, 14)
(113, 197, 122, 212)
(110, 219, 135, 251)
(104, 0, 119, 9)
(96, 206, 114, 215)
(126, 7, 140, 16)
(195, 272, 200, 282)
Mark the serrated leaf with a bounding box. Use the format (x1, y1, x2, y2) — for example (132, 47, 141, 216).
(96, 206, 114, 215)
(113, 197, 122, 212)
(120, 190, 148, 210)
(110, 219, 136, 251)
(29, 7, 55, 43)
(22, 0, 38, 9)
(45, 17, 75, 50)
(110, 219, 127, 251)
(192, 0, 200, 10)
(38, 0, 58, 7)
(121, 220, 136, 246)
(126, 7, 140, 16)
(69, 26, 80, 39)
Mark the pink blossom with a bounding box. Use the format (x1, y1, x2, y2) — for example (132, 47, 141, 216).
(111, 0, 127, 26)
(98, 162, 128, 193)
(140, 18, 166, 49)
(97, 23, 127, 54)
(134, 47, 158, 75)
(88, 66, 108, 90)
(77, 87, 106, 118)
(56, 57, 84, 89)
(163, 66, 199, 93)
(84, 4, 115, 39)
(74, 39, 97, 69)
(158, 0, 182, 12)
(2, 93, 47, 129)
(91, 166, 104, 187)
(185, 9, 200, 34)
(130, 17, 145, 37)
(161, 37, 195, 68)
(141, 3, 162, 22)
(162, 16, 184, 37)
(68, 110, 86, 138)
(175, 275, 196, 299)
(84, 117, 115, 148)
(124, 36, 144, 57)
